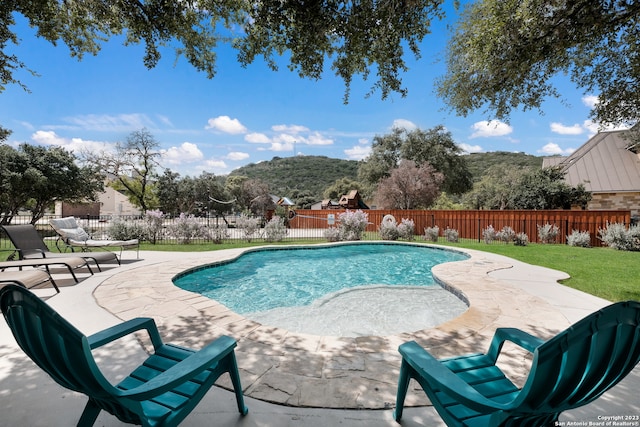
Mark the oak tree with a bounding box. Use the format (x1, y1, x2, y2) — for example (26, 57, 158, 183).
(438, 0, 640, 126)
(358, 126, 472, 195)
(2, 0, 445, 103)
(0, 143, 102, 224)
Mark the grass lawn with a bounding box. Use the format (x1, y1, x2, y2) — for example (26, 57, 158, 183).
(438, 241, 640, 303)
(137, 239, 640, 303)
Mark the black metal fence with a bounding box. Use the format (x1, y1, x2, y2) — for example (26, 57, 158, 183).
(0, 212, 631, 251)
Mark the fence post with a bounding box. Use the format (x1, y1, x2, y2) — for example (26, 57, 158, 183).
(477, 218, 481, 243)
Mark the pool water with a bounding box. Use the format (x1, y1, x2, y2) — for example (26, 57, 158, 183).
(174, 243, 468, 316)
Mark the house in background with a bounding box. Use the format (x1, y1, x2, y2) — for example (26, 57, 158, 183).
(542, 128, 640, 217)
(339, 190, 369, 209)
(311, 190, 370, 210)
(56, 186, 141, 218)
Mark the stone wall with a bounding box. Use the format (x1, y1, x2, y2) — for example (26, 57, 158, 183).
(589, 192, 640, 218)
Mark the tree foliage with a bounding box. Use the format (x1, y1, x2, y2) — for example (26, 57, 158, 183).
(463, 165, 591, 210)
(375, 160, 444, 209)
(2, 0, 447, 103)
(438, 0, 640, 126)
(0, 143, 102, 224)
(358, 126, 472, 195)
(464, 151, 542, 182)
(156, 170, 229, 217)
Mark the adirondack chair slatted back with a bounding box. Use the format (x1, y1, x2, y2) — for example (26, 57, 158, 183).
(0, 286, 141, 424)
(518, 301, 640, 417)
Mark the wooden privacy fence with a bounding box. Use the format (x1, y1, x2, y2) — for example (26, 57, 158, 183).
(288, 209, 631, 247)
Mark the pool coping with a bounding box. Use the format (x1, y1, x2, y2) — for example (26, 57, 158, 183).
(93, 242, 606, 409)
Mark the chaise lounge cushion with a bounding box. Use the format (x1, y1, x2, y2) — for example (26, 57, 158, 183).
(50, 217, 139, 248)
(58, 227, 90, 242)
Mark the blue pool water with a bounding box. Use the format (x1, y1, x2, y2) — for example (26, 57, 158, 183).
(173, 243, 468, 315)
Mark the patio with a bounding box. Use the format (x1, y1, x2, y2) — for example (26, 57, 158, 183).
(1, 247, 638, 426)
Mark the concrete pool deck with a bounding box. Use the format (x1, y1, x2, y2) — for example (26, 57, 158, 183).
(1, 244, 639, 426)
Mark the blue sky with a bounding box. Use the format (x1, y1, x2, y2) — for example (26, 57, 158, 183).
(1, 11, 616, 178)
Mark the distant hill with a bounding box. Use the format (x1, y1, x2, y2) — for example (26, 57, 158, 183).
(465, 151, 543, 181)
(230, 152, 546, 200)
(230, 155, 359, 200)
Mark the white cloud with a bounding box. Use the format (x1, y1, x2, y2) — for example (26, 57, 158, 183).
(538, 142, 575, 156)
(272, 133, 298, 145)
(272, 124, 309, 134)
(205, 116, 247, 134)
(391, 119, 417, 131)
(261, 141, 294, 152)
(204, 159, 228, 170)
(306, 131, 334, 146)
(470, 120, 513, 138)
(31, 130, 111, 153)
(551, 119, 626, 138)
(583, 119, 600, 135)
(458, 143, 483, 153)
(245, 132, 271, 143)
(344, 144, 371, 160)
(582, 95, 599, 108)
(161, 142, 204, 165)
(226, 151, 250, 161)
(550, 122, 584, 135)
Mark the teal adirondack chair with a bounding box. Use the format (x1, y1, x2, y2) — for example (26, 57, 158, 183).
(394, 300, 640, 427)
(0, 284, 248, 427)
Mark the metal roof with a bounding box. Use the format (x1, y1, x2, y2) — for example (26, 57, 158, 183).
(542, 130, 640, 193)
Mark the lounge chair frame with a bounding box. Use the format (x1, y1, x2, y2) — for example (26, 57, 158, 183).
(2, 224, 119, 271)
(0, 257, 92, 284)
(0, 270, 59, 293)
(50, 217, 139, 260)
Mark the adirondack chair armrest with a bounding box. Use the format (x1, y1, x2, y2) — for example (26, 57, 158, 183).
(486, 328, 545, 363)
(87, 317, 164, 351)
(399, 341, 512, 413)
(117, 335, 238, 401)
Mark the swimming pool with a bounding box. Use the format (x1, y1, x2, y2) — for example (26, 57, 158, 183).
(173, 242, 469, 335)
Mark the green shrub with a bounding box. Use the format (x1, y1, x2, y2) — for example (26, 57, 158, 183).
(144, 209, 165, 244)
(209, 223, 230, 244)
(567, 230, 591, 248)
(379, 221, 400, 240)
(599, 222, 640, 251)
(264, 216, 287, 242)
(514, 232, 529, 246)
(324, 227, 341, 242)
(496, 226, 516, 243)
(537, 223, 559, 244)
(397, 218, 415, 240)
(109, 218, 146, 241)
(444, 227, 459, 243)
(236, 213, 261, 242)
(482, 225, 496, 243)
(337, 210, 368, 241)
(424, 226, 439, 242)
(167, 213, 208, 244)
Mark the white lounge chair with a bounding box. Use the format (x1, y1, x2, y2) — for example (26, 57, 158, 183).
(49, 217, 139, 260)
